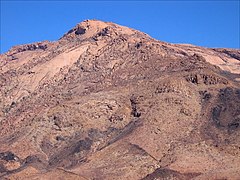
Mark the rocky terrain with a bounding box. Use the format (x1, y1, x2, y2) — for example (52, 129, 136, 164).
(0, 20, 240, 179)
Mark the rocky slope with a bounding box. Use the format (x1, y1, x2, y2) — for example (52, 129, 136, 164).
(0, 20, 240, 179)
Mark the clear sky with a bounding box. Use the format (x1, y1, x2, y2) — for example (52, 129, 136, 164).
(0, 1, 239, 53)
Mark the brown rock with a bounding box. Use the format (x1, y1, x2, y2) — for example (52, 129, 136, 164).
(0, 20, 239, 179)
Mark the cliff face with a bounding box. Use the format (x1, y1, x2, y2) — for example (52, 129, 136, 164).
(0, 20, 240, 179)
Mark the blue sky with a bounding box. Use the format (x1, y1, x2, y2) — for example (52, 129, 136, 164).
(0, 1, 239, 53)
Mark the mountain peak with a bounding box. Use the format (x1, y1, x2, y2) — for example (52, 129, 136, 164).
(60, 19, 140, 41)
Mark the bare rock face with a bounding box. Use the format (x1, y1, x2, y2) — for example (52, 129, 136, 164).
(0, 19, 240, 179)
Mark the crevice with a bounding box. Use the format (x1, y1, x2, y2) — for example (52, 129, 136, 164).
(130, 95, 141, 117)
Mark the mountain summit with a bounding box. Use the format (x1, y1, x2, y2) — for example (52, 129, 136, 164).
(0, 20, 240, 179)
(61, 19, 142, 40)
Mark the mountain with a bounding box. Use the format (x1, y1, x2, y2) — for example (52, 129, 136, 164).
(0, 19, 240, 179)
